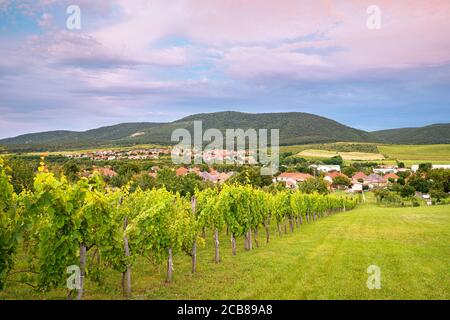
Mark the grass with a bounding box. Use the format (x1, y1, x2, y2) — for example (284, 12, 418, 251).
(280, 143, 450, 166)
(297, 149, 385, 161)
(378, 144, 450, 163)
(2, 195, 450, 300)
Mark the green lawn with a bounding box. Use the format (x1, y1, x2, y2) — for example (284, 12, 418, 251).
(2, 197, 450, 300)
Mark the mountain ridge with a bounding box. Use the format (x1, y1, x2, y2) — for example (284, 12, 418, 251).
(1, 111, 449, 152)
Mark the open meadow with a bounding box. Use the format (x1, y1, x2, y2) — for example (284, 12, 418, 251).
(280, 143, 450, 165)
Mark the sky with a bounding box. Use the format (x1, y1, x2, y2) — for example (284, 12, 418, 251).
(0, 0, 450, 138)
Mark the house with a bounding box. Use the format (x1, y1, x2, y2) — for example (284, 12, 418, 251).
(93, 167, 117, 178)
(209, 168, 218, 175)
(199, 171, 219, 183)
(275, 172, 313, 189)
(217, 172, 233, 183)
(310, 165, 341, 173)
(276, 172, 313, 182)
(176, 167, 189, 176)
(324, 171, 349, 184)
(189, 167, 202, 175)
(383, 173, 400, 181)
(351, 183, 364, 192)
(352, 172, 367, 181)
(364, 174, 387, 188)
(373, 166, 398, 174)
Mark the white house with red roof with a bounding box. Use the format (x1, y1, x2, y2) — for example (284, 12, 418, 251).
(275, 172, 313, 189)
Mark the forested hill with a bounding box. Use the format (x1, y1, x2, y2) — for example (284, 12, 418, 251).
(0, 111, 449, 152)
(370, 123, 450, 144)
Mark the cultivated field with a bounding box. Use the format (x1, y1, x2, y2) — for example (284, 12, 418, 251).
(297, 149, 385, 161)
(378, 144, 450, 163)
(281, 143, 450, 165)
(3, 196, 449, 300)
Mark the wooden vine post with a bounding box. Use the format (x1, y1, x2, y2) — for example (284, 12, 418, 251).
(191, 196, 197, 272)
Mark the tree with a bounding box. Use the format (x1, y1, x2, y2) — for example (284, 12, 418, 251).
(418, 163, 432, 173)
(400, 185, 415, 198)
(430, 189, 449, 202)
(177, 173, 206, 197)
(298, 177, 329, 194)
(323, 155, 343, 166)
(332, 176, 351, 187)
(130, 173, 157, 192)
(408, 175, 430, 193)
(229, 167, 272, 188)
(63, 160, 80, 182)
(156, 167, 177, 189)
(342, 166, 358, 178)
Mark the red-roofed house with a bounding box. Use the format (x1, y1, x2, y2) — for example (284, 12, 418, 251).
(324, 171, 349, 184)
(275, 172, 313, 189)
(93, 167, 117, 178)
(176, 167, 189, 176)
(383, 173, 400, 181)
(352, 172, 367, 181)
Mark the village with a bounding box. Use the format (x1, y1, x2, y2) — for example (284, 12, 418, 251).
(65, 148, 170, 161)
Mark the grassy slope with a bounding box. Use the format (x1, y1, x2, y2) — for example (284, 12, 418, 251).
(297, 149, 385, 161)
(280, 143, 450, 165)
(378, 144, 450, 162)
(2, 196, 450, 300)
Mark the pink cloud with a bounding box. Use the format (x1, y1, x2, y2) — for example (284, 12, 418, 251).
(87, 0, 450, 80)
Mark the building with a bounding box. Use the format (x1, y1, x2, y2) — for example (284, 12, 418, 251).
(275, 172, 313, 189)
(352, 172, 367, 183)
(309, 164, 341, 173)
(93, 166, 117, 178)
(176, 167, 189, 176)
(411, 164, 450, 172)
(383, 173, 400, 181)
(373, 166, 398, 174)
(351, 183, 364, 192)
(324, 171, 349, 184)
(364, 174, 387, 188)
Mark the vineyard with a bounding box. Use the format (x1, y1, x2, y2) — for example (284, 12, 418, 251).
(0, 157, 358, 299)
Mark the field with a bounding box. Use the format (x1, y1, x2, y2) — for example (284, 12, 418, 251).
(297, 149, 385, 161)
(378, 144, 450, 163)
(280, 143, 450, 165)
(2, 195, 449, 300)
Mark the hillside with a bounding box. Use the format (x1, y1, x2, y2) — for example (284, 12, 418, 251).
(1, 111, 449, 152)
(371, 123, 450, 144)
(0, 112, 372, 151)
